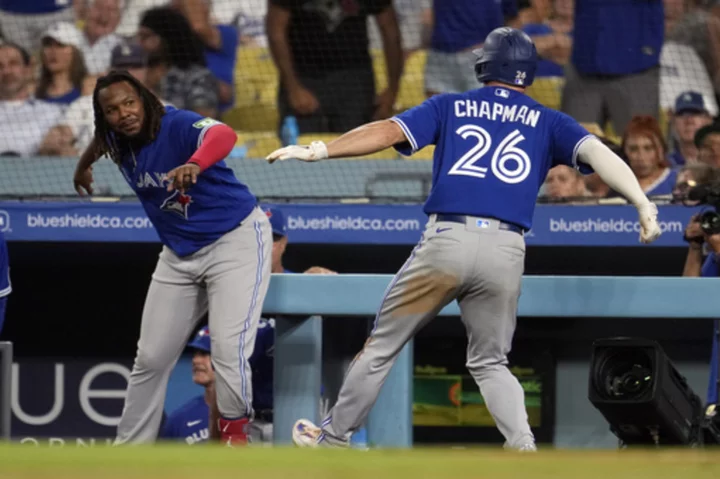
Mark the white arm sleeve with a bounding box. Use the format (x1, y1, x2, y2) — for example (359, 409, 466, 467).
(576, 137, 650, 207)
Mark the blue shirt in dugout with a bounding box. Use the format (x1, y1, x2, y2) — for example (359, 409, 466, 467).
(160, 318, 276, 444)
(430, 0, 503, 53)
(160, 396, 210, 445)
(391, 86, 593, 231)
(572, 0, 663, 76)
(116, 107, 256, 257)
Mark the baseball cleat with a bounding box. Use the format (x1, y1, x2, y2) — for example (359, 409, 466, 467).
(292, 419, 322, 447)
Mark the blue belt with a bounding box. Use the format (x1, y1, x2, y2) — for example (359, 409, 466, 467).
(435, 214, 525, 235)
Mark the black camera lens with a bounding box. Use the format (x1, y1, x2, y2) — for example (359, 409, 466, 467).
(594, 350, 654, 400)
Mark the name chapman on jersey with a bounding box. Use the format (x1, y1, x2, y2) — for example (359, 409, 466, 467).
(454, 100, 541, 128)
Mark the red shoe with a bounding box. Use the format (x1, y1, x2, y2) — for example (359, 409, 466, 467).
(219, 417, 250, 446)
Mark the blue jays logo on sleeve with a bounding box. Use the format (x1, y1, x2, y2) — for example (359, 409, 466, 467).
(160, 190, 193, 219)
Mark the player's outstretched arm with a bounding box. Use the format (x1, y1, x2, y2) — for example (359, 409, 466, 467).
(265, 120, 406, 163)
(576, 137, 661, 244)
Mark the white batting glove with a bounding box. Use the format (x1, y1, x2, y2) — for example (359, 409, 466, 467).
(266, 141, 328, 164)
(636, 202, 661, 244)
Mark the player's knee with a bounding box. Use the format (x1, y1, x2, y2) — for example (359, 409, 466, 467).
(134, 349, 173, 374)
(466, 355, 508, 376)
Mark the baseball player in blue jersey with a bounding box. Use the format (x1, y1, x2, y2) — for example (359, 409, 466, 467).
(0, 231, 10, 335)
(160, 322, 276, 445)
(267, 27, 662, 450)
(73, 70, 272, 446)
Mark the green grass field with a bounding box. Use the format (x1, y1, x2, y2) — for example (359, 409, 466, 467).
(0, 444, 719, 479)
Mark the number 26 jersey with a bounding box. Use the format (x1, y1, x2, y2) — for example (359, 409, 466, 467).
(390, 86, 593, 231)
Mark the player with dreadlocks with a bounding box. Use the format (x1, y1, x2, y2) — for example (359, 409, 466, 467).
(73, 70, 273, 446)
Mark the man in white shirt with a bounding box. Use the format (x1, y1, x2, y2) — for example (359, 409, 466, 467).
(79, 0, 124, 75)
(0, 42, 62, 157)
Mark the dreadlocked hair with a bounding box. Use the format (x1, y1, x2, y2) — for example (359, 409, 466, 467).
(92, 70, 165, 165)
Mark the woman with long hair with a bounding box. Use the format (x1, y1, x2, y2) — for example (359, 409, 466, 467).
(36, 22, 91, 105)
(621, 115, 678, 197)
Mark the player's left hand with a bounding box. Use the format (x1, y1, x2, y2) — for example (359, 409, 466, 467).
(303, 266, 337, 275)
(166, 163, 201, 193)
(265, 141, 328, 164)
(636, 202, 662, 244)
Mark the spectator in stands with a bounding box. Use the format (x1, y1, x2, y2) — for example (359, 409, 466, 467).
(368, 0, 432, 59)
(579, 125, 624, 199)
(36, 22, 92, 106)
(516, 0, 573, 77)
(669, 91, 714, 166)
(138, 6, 219, 118)
(78, 0, 124, 75)
(170, 0, 238, 113)
(424, 0, 504, 96)
(541, 165, 592, 203)
(233, 0, 269, 47)
(0, 0, 75, 54)
(695, 122, 720, 167)
(38, 41, 157, 157)
(266, 0, 403, 135)
(681, 199, 720, 411)
(671, 163, 719, 204)
(266, 207, 336, 275)
(620, 115, 677, 197)
(562, 0, 664, 135)
(0, 42, 63, 156)
(665, 0, 720, 102)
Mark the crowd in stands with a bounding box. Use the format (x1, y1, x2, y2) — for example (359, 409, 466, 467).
(2, 0, 720, 205)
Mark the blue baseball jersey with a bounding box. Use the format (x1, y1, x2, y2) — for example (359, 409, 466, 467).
(161, 318, 275, 444)
(116, 106, 256, 257)
(160, 396, 209, 445)
(391, 86, 593, 230)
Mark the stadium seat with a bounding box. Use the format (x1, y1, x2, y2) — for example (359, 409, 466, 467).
(223, 104, 279, 132)
(526, 76, 564, 111)
(372, 49, 428, 113)
(226, 47, 279, 131)
(298, 133, 399, 160)
(408, 145, 435, 161)
(235, 131, 281, 159)
(396, 50, 428, 111)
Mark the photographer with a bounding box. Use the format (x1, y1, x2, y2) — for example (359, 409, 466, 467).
(681, 210, 720, 409)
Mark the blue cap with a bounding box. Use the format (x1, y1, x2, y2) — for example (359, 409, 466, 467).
(188, 326, 210, 353)
(264, 207, 287, 237)
(675, 91, 708, 115)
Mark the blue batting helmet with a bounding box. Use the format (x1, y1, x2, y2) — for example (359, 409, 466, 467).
(188, 326, 211, 353)
(473, 27, 538, 88)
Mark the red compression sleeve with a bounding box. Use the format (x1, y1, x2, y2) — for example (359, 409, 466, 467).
(187, 124, 238, 172)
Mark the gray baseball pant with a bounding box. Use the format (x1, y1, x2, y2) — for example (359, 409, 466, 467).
(115, 207, 272, 444)
(321, 214, 535, 448)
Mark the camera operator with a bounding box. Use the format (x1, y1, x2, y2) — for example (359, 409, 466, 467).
(681, 211, 720, 409)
